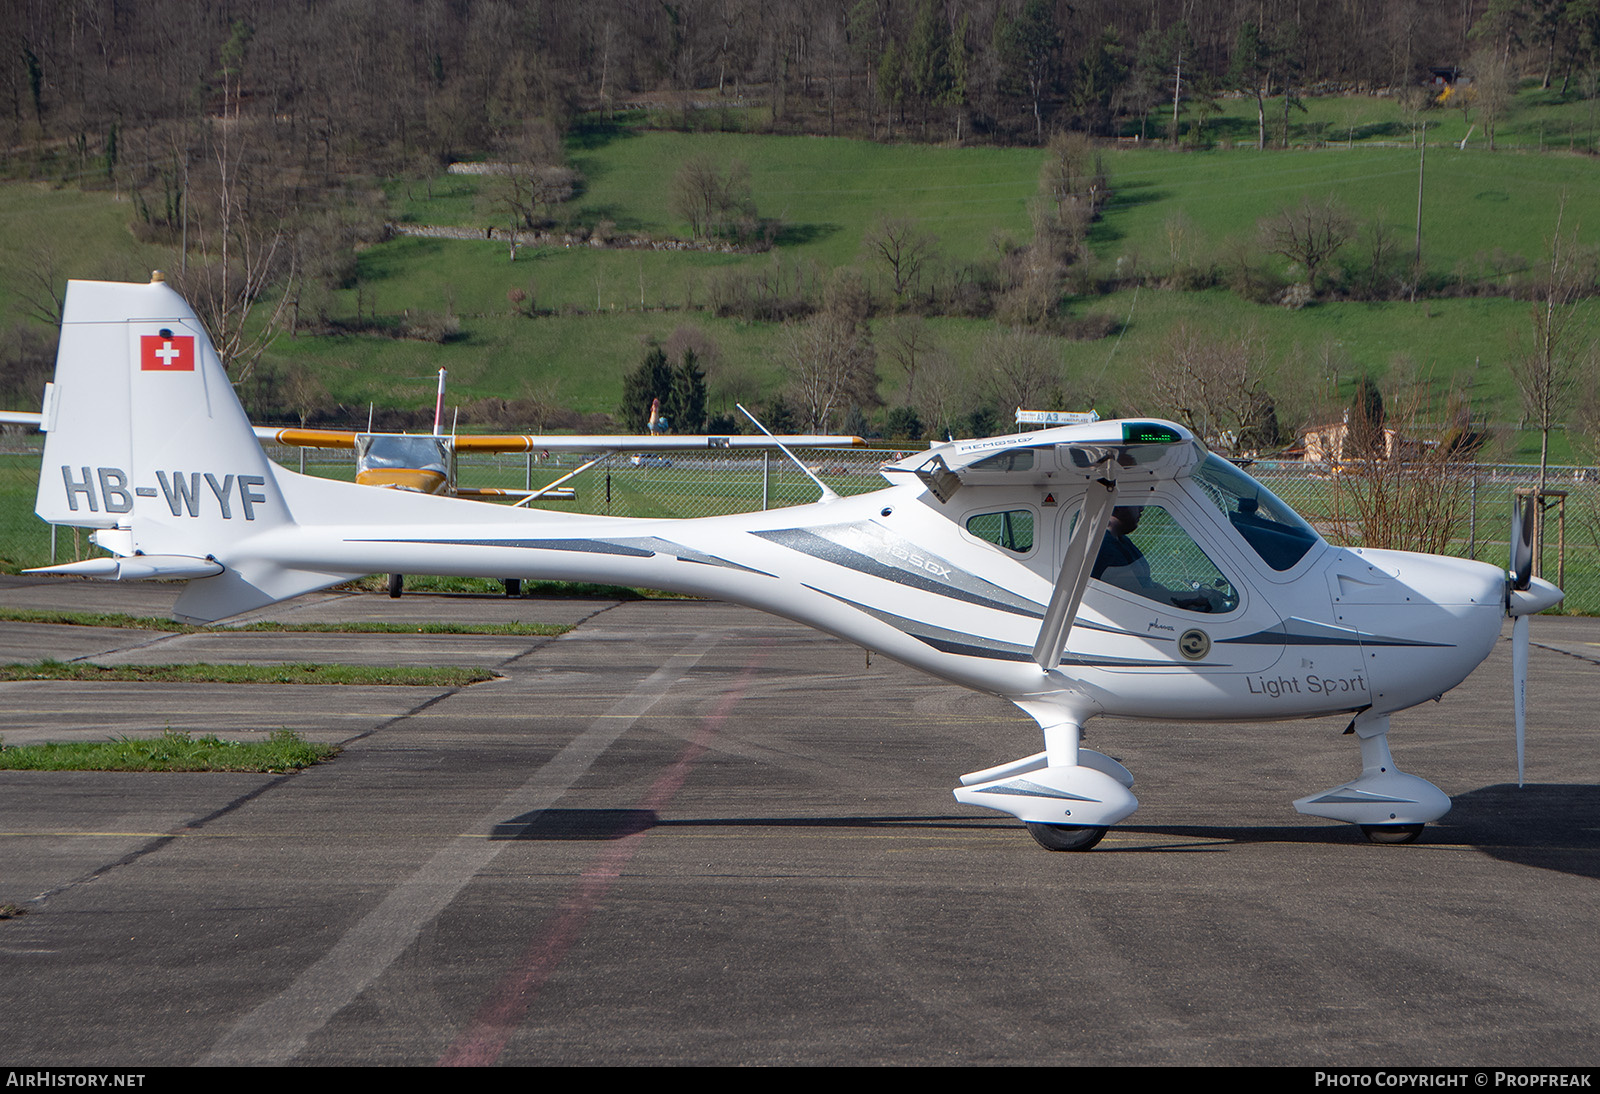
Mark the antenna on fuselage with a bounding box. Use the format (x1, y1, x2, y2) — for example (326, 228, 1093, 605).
(736, 404, 839, 502)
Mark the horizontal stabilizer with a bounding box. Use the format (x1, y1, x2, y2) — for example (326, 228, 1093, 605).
(171, 565, 369, 624)
(25, 554, 224, 581)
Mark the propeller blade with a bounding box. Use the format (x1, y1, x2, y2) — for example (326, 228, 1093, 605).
(1511, 493, 1535, 591)
(1513, 613, 1528, 788)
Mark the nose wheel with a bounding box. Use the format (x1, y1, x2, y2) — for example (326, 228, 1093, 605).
(1294, 714, 1451, 843)
(1025, 823, 1108, 852)
(1360, 823, 1425, 845)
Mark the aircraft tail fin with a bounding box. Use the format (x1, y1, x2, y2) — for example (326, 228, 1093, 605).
(30, 274, 363, 621)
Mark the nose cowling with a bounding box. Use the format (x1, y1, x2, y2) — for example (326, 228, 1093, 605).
(1332, 550, 1507, 713)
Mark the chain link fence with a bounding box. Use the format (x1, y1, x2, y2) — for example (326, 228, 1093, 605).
(6, 439, 1599, 613)
(1248, 459, 1593, 596)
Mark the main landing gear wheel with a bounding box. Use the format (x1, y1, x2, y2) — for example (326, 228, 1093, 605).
(1025, 823, 1109, 852)
(1360, 823, 1425, 845)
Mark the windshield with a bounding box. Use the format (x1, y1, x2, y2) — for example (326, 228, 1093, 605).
(1191, 455, 1321, 572)
(358, 435, 450, 475)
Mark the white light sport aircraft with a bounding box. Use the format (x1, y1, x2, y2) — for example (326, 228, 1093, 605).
(28, 276, 1564, 850)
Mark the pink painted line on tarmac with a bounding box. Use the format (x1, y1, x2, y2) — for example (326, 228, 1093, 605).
(439, 644, 768, 1067)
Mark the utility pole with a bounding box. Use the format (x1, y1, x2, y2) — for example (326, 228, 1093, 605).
(1171, 49, 1184, 146)
(1412, 122, 1426, 302)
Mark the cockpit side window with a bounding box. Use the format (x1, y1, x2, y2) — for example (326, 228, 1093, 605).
(966, 509, 1035, 554)
(1191, 455, 1321, 572)
(1090, 504, 1239, 614)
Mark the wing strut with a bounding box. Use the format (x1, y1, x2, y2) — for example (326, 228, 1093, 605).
(737, 403, 840, 502)
(510, 455, 604, 507)
(1031, 461, 1117, 670)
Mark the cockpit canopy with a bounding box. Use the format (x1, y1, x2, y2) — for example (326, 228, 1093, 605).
(886, 419, 1203, 502)
(926, 421, 1325, 602)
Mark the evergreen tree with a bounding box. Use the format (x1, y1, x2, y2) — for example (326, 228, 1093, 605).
(764, 397, 799, 434)
(996, 0, 1060, 141)
(1122, 25, 1169, 142)
(885, 405, 924, 440)
(665, 349, 709, 434)
(1227, 21, 1272, 150)
(1271, 21, 1308, 148)
(905, 0, 951, 133)
(1071, 27, 1125, 136)
(1350, 374, 1386, 458)
(619, 345, 675, 432)
(876, 41, 906, 133)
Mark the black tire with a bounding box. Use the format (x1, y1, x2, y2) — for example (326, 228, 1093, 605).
(387, 573, 404, 598)
(1025, 823, 1108, 852)
(1360, 823, 1424, 845)
(503, 579, 521, 597)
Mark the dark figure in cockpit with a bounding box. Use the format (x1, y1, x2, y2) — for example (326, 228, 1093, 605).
(1092, 505, 1217, 613)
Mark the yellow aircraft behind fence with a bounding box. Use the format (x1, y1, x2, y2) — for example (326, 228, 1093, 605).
(252, 370, 865, 595)
(253, 370, 864, 504)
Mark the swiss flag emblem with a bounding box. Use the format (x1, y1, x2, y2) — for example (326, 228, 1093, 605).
(141, 333, 195, 371)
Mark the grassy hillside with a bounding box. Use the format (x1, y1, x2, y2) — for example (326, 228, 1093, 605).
(2, 88, 1597, 468)
(317, 127, 1600, 461)
(0, 183, 168, 322)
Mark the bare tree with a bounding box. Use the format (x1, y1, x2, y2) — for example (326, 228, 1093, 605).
(995, 239, 1064, 328)
(1141, 324, 1280, 455)
(776, 282, 878, 432)
(1325, 382, 1475, 554)
(517, 376, 562, 434)
(486, 161, 578, 259)
(0, 322, 57, 412)
(481, 120, 578, 261)
(17, 232, 66, 329)
(174, 126, 296, 385)
(978, 327, 1060, 415)
(1469, 47, 1512, 151)
(671, 155, 721, 240)
(282, 362, 331, 427)
(1036, 131, 1107, 244)
(1260, 195, 1355, 297)
(1395, 84, 1430, 147)
(663, 325, 724, 378)
(671, 155, 755, 242)
(880, 314, 943, 402)
(913, 349, 966, 441)
(1512, 203, 1599, 492)
(863, 215, 938, 307)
